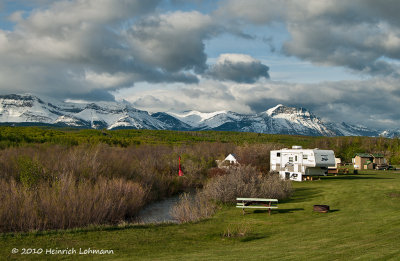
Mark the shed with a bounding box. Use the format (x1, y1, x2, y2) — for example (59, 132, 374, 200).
(224, 154, 238, 164)
(352, 153, 387, 170)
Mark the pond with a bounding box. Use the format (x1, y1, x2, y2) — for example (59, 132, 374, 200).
(136, 194, 181, 224)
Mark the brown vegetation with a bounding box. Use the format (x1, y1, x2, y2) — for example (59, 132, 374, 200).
(171, 166, 293, 223)
(0, 175, 147, 232)
(203, 166, 293, 204)
(235, 143, 283, 173)
(170, 192, 217, 223)
(0, 141, 285, 231)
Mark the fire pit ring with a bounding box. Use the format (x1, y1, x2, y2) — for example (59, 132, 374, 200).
(313, 205, 330, 213)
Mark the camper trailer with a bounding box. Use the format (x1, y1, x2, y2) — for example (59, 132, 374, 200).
(270, 146, 336, 181)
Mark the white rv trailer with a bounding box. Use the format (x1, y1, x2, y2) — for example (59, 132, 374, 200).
(270, 146, 336, 181)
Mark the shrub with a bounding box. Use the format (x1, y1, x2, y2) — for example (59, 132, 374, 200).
(170, 191, 217, 223)
(203, 166, 292, 204)
(0, 175, 148, 232)
(207, 167, 228, 178)
(235, 143, 282, 172)
(259, 172, 293, 200)
(17, 156, 46, 188)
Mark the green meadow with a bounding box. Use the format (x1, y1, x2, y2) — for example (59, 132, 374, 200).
(2, 170, 400, 260)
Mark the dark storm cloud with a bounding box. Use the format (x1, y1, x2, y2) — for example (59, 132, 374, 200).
(125, 11, 217, 74)
(207, 54, 270, 83)
(68, 89, 116, 102)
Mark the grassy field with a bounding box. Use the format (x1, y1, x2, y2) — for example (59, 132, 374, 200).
(2, 170, 400, 260)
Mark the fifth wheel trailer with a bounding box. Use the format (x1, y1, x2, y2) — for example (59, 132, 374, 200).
(270, 146, 336, 181)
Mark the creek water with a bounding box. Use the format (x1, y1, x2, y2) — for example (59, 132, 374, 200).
(136, 194, 181, 224)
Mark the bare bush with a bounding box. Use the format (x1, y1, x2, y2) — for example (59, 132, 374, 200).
(170, 166, 292, 223)
(0, 175, 147, 232)
(0, 143, 233, 199)
(0, 141, 288, 231)
(170, 192, 217, 223)
(203, 166, 292, 204)
(260, 173, 293, 200)
(235, 143, 283, 172)
(207, 167, 228, 178)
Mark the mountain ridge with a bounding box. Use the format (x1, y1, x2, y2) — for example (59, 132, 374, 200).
(0, 94, 397, 137)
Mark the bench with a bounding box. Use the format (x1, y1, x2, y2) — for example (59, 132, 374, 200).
(236, 198, 278, 215)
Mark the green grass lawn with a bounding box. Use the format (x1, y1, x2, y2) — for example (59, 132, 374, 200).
(2, 170, 400, 260)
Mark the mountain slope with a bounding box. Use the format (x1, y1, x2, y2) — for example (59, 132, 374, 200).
(166, 105, 339, 136)
(0, 94, 169, 130)
(0, 94, 397, 137)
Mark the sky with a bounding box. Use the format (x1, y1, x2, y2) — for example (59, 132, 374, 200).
(0, 0, 399, 129)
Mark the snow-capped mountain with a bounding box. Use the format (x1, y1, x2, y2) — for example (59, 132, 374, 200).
(167, 110, 245, 130)
(0, 94, 170, 130)
(166, 105, 338, 136)
(0, 94, 398, 137)
(379, 130, 400, 138)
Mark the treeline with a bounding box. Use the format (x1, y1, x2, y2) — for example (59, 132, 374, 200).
(0, 127, 399, 164)
(0, 126, 314, 147)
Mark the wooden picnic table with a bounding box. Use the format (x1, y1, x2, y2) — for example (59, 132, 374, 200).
(236, 198, 278, 215)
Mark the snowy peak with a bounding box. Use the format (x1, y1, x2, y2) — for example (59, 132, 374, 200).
(0, 94, 61, 123)
(379, 130, 400, 138)
(0, 94, 398, 137)
(0, 94, 169, 130)
(264, 104, 284, 116)
(167, 110, 232, 128)
(265, 104, 312, 119)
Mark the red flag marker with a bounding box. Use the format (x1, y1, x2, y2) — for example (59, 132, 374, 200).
(178, 156, 184, 176)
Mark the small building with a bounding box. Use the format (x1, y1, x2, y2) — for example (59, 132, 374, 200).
(352, 153, 387, 170)
(216, 153, 240, 168)
(224, 154, 238, 164)
(270, 146, 336, 182)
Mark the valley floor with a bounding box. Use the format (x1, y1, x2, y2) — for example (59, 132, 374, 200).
(2, 170, 400, 260)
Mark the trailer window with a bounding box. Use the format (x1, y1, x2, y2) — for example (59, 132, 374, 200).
(277, 153, 280, 157)
(289, 157, 293, 162)
(295, 156, 298, 161)
(303, 155, 308, 160)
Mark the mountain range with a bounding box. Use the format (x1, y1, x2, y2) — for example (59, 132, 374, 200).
(0, 94, 398, 137)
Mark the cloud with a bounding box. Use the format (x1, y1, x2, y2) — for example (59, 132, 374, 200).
(218, 0, 400, 76)
(1, 0, 399, 131)
(0, 0, 165, 100)
(132, 94, 189, 113)
(0, 1, 219, 100)
(207, 53, 270, 83)
(68, 89, 116, 102)
(121, 77, 400, 129)
(126, 11, 217, 73)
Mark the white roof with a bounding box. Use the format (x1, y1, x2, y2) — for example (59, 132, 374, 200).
(224, 154, 237, 162)
(272, 148, 333, 154)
